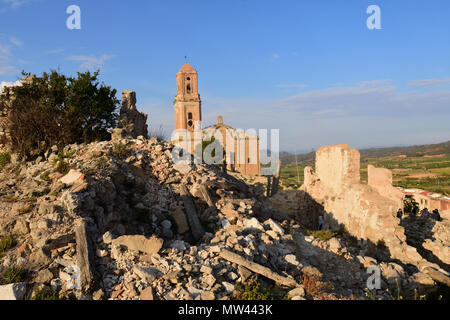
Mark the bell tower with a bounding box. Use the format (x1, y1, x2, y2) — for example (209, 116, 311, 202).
(174, 63, 202, 131)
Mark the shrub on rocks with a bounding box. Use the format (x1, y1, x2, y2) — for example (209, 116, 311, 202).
(0, 70, 119, 159)
(0, 233, 16, 255)
(31, 286, 61, 300)
(234, 282, 285, 300)
(0, 265, 26, 285)
(304, 229, 337, 242)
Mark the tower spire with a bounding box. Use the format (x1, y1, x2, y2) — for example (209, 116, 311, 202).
(174, 62, 201, 131)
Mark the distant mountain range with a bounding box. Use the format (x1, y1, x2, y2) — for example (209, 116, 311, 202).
(279, 141, 450, 167)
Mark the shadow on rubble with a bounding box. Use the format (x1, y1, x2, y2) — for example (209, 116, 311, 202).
(259, 191, 448, 298)
(401, 216, 450, 273)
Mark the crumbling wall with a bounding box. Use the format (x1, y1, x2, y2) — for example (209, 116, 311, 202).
(315, 144, 360, 194)
(264, 190, 323, 229)
(367, 165, 404, 209)
(301, 144, 424, 265)
(118, 90, 148, 139)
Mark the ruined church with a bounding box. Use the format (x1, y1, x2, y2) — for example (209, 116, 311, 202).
(173, 63, 261, 176)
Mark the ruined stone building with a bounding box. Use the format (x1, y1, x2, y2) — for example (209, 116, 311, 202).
(299, 144, 450, 267)
(117, 90, 148, 139)
(172, 63, 261, 176)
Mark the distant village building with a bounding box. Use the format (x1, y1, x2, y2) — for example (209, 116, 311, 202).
(397, 187, 450, 212)
(173, 63, 261, 176)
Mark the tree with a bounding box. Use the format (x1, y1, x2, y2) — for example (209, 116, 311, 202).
(0, 70, 119, 158)
(403, 195, 419, 214)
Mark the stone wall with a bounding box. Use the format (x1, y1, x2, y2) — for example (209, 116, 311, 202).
(315, 144, 360, 194)
(118, 90, 148, 139)
(301, 144, 424, 265)
(367, 165, 404, 209)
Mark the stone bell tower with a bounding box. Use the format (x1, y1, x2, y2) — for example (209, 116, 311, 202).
(174, 63, 202, 131)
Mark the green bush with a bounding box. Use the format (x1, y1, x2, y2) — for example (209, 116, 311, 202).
(113, 142, 129, 159)
(40, 171, 51, 182)
(54, 159, 70, 175)
(0, 234, 16, 254)
(0, 70, 119, 158)
(31, 287, 60, 300)
(234, 282, 285, 300)
(0, 265, 25, 285)
(304, 229, 337, 241)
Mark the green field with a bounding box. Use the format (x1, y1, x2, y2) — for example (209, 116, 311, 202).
(280, 144, 450, 196)
(280, 166, 304, 189)
(361, 154, 450, 195)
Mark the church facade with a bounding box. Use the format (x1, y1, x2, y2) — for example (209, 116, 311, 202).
(173, 63, 260, 177)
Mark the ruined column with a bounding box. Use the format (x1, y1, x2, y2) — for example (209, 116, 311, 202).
(117, 90, 148, 139)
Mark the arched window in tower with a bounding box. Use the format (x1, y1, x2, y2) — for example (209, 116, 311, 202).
(186, 77, 191, 94)
(187, 112, 193, 128)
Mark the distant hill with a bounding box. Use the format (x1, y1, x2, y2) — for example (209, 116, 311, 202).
(359, 141, 450, 158)
(280, 141, 450, 167)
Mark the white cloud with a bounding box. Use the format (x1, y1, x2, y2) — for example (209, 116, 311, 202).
(0, 79, 22, 93)
(1, 0, 31, 9)
(0, 40, 18, 75)
(194, 83, 450, 151)
(276, 84, 308, 89)
(0, 43, 11, 57)
(272, 53, 279, 60)
(119, 79, 450, 151)
(358, 79, 392, 87)
(9, 36, 22, 47)
(65, 54, 113, 71)
(408, 78, 450, 88)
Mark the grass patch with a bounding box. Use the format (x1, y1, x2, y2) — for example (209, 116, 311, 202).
(31, 286, 61, 300)
(52, 150, 75, 164)
(54, 159, 70, 175)
(39, 171, 51, 182)
(113, 142, 129, 159)
(94, 156, 109, 170)
(304, 229, 337, 242)
(0, 151, 11, 172)
(234, 282, 286, 300)
(0, 234, 16, 254)
(49, 189, 60, 197)
(0, 265, 26, 285)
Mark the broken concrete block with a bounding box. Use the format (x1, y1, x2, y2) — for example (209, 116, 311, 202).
(244, 218, 265, 232)
(112, 235, 163, 255)
(0, 283, 27, 300)
(60, 169, 84, 186)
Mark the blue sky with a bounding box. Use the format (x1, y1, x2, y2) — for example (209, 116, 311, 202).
(1, 0, 449, 152)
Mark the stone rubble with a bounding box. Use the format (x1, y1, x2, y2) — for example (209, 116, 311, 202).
(0, 138, 448, 300)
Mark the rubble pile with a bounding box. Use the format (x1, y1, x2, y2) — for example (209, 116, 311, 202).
(0, 137, 448, 300)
